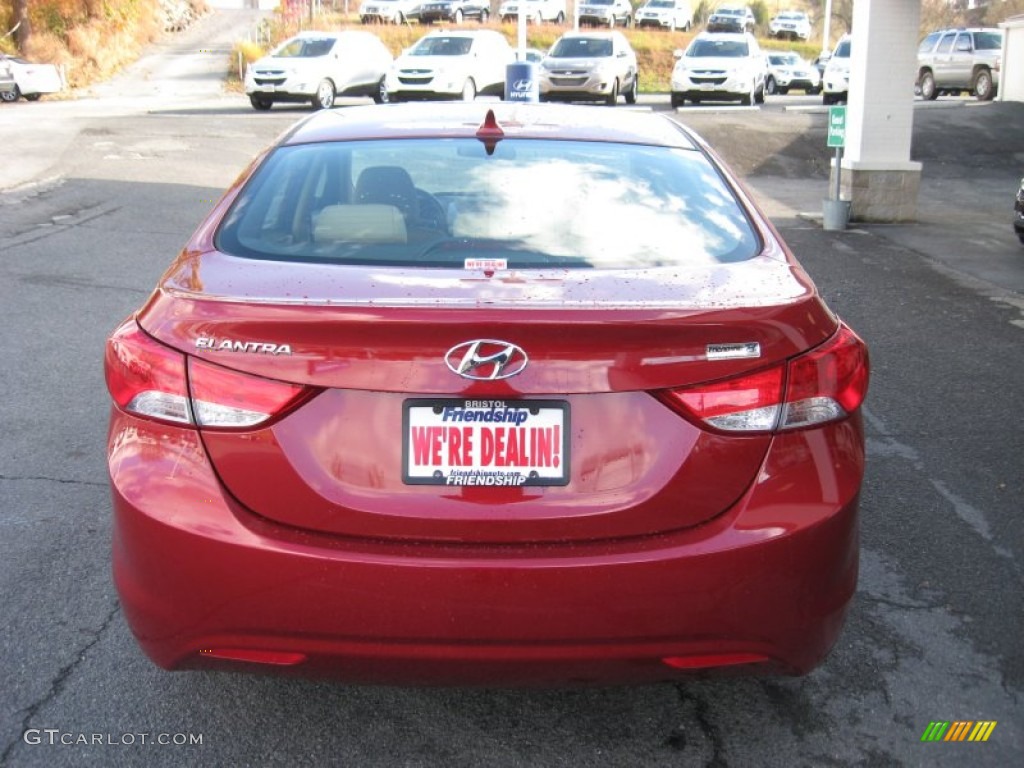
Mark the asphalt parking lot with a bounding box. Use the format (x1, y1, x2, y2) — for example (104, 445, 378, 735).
(0, 8, 1022, 767)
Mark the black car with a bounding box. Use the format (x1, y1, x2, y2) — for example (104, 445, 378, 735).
(1015, 178, 1024, 245)
(419, 0, 491, 23)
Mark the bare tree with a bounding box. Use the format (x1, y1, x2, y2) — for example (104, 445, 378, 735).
(13, 0, 30, 51)
(919, 0, 967, 31)
(984, 0, 1024, 25)
(831, 0, 853, 36)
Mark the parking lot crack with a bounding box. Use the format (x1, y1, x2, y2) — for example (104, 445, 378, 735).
(0, 473, 107, 489)
(2, 204, 121, 250)
(859, 594, 943, 612)
(667, 684, 727, 767)
(1, 602, 120, 765)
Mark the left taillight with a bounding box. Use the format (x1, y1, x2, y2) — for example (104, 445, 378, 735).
(657, 323, 869, 434)
(104, 319, 309, 429)
(105, 320, 192, 425)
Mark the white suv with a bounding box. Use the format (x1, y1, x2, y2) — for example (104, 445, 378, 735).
(821, 35, 851, 105)
(636, 0, 693, 31)
(384, 30, 514, 102)
(670, 32, 766, 107)
(359, 0, 422, 24)
(539, 31, 639, 105)
(499, 0, 567, 23)
(768, 10, 811, 41)
(578, 0, 633, 28)
(245, 31, 394, 110)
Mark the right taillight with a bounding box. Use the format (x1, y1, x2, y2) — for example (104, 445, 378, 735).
(658, 323, 869, 433)
(779, 324, 868, 430)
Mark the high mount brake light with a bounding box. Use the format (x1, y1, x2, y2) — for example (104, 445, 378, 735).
(659, 324, 869, 433)
(104, 319, 309, 429)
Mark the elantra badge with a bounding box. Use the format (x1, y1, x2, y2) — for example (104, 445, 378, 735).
(196, 337, 292, 356)
(706, 342, 761, 360)
(446, 340, 528, 381)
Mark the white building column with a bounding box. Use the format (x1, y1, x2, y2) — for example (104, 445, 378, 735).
(841, 0, 922, 221)
(999, 15, 1024, 102)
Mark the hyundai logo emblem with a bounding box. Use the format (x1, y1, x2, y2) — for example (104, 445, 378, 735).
(512, 79, 533, 92)
(445, 340, 529, 381)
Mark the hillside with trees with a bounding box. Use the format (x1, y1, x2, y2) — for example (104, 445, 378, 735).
(0, 0, 208, 87)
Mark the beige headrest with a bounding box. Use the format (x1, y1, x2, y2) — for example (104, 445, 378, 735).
(313, 204, 408, 244)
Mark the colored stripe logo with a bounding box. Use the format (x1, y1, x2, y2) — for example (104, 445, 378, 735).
(921, 721, 997, 742)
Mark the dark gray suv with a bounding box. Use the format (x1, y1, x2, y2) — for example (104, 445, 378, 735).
(916, 28, 1002, 101)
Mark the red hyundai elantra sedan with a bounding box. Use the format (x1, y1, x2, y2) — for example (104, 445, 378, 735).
(105, 103, 868, 685)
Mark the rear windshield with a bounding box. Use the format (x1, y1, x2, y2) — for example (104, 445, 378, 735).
(216, 138, 759, 269)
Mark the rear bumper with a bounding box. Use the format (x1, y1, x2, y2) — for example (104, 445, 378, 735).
(109, 409, 862, 685)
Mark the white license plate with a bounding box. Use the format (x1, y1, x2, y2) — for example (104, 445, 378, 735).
(257, 85, 275, 92)
(403, 399, 569, 486)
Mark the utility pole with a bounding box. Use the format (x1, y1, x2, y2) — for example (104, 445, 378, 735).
(822, 0, 833, 54)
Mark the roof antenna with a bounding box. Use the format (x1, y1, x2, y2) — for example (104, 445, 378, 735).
(476, 109, 504, 156)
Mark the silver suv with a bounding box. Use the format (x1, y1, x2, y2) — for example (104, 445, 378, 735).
(916, 28, 1002, 101)
(539, 31, 639, 105)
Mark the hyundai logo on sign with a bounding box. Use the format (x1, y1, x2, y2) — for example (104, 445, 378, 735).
(446, 340, 529, 380)
(505, 62, 538, 102)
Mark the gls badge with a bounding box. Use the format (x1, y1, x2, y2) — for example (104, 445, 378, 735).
(445, 340, 529, 381)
